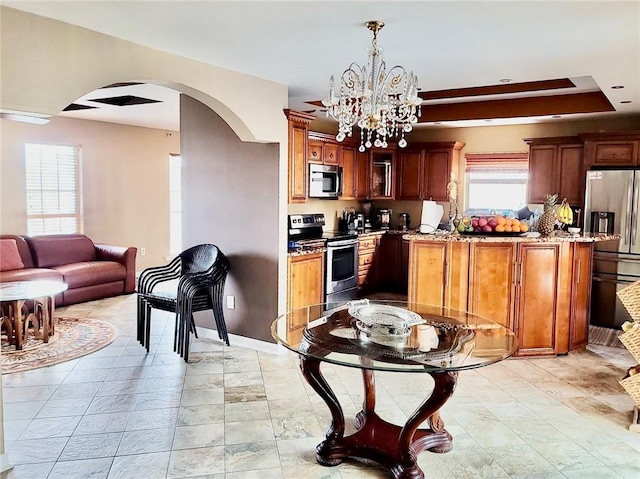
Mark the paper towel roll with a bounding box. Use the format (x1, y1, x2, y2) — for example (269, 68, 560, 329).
(419, 201, 444, 233)
(417, 324, 439, 352)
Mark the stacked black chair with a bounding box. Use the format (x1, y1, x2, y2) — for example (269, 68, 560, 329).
(136, 244, 230, 362)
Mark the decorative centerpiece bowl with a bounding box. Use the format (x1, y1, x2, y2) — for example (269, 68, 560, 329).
(348, 299, 425, 347)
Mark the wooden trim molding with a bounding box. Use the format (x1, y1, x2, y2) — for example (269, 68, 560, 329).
(419, 78, 576, 101)
(284, 109, 315, 124)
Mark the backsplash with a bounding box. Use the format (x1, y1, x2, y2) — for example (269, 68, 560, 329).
(288, 199, 452, 231)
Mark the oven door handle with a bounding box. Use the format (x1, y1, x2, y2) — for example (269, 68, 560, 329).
(326, 239, 358, 248)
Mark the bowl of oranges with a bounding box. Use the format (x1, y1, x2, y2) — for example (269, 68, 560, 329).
(456, 215, 529, 235)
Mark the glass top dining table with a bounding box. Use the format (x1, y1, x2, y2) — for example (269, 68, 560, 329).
(270, 299, 518, 479)
(271, 299, 518, 373)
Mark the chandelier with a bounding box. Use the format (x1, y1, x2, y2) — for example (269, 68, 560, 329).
(322, 21, 423, 152)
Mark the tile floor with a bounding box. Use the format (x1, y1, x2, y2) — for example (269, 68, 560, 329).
(1, 293, 639, 479)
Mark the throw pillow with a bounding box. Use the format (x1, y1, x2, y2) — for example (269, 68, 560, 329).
(0, 239, 25, 271)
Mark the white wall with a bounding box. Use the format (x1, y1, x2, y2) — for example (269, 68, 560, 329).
(0, 117, 180, 271)
(0, 6, 287, 144)
(0, 5, 290, 315)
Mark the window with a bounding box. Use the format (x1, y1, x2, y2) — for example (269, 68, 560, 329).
(25, 143, 82, 235)
(464, 153, 529, 213)
(169, 154, 182, 255)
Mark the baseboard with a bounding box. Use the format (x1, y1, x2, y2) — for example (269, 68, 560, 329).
(0, 453, 13, 473)
(195, 327, 283, 355)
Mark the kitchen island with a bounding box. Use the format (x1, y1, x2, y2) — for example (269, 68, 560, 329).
(405, 232, 619, 356)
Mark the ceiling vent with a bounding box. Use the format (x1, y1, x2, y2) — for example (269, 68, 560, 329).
(63, 103, 98, 111)
(101, 82, 144, 89)
(89, 95, 161, 107)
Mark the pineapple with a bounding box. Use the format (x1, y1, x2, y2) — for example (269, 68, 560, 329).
(537, 194, 558, 236)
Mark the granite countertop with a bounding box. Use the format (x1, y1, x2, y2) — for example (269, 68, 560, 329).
(288, 246, 326, 257)
(402, 232, 621, 243)
(288, 229, 618, 256)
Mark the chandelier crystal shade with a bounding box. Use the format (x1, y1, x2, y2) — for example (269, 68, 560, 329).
(322, 21, 423, 152)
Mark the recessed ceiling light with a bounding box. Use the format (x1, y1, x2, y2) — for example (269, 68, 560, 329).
(611, 85, 625, 89)
(621, 100, 632, 104)
(552, 115, 562, 119)
(499, 79, 512, 83)
(434, 122, 441, 125)
(484, 119, 493, 122)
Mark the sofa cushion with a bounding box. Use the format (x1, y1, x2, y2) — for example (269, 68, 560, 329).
(0, 267, 63, 283)
(52, 261, 125, 289)
(28, 234, 96, 268)
(0, 235, 35, 268)
(0, 239, 25, 271)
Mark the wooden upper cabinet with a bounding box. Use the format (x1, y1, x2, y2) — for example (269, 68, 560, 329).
(285, 110, 314, 204)
(370, 150, 395, 199)
(557, 144, 584, 205)
(424, 149, 454, 201)
(396, 141, 464, 202)
(307, 133, 342, 166)
(527, 145, 557, 204)
(590, 142, 636, 166)
(397, 150, 423, 200)
(324, 143, 340, 166)
(356, 150, 370, 199)
(308, 140, 324, 164)
(581, 132, 640, 167)
(525, 137, 584, 205)
(341, 147, 357, 200)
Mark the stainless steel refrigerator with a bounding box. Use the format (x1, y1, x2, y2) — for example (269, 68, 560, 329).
(584, 169, 640, 328)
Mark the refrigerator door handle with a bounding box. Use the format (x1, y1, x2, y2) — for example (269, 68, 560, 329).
(633, 174, 640, 246)
(625, 177, 633, 241)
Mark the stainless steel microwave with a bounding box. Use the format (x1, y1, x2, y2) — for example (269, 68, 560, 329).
(309, 164, 342, 199)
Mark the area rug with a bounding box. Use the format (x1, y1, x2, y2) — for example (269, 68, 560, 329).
(1, 317, 118, 374)
(589, 324, 626, 349)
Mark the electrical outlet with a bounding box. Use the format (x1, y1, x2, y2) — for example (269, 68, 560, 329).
(140, 248, 146, 256)
(226, 295, 235, 310)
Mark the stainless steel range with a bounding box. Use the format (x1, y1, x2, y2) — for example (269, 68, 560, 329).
(288, 214, 358, 309)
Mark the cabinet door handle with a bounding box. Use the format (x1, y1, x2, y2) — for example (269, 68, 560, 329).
(519, 262, 524, 286)
(576, 259, 581, 284)
(444, 261, 448, 285)
(513, 261, 518, 285)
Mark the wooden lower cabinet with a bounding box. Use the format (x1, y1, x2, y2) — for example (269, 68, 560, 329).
(468, 243, 516, 330)
(514, 243, 563, 356)
(408, 241, 469, 310)
(569, 242, 593, 351)
(357, 235, 381, 292)
(287, 252, 324, 343)
(408, 239, 592, 357)
(377, 234, 399, 290)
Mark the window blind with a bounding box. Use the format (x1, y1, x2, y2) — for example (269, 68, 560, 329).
(465, 152, 529, 171)
(25, 143, 82, 235)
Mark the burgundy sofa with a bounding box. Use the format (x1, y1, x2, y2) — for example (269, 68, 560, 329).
(0, 234, 137, 306)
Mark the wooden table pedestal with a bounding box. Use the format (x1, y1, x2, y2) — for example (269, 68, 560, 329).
(301, 357, 458, 479)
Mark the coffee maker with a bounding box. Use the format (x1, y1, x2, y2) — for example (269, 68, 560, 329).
(377, 208, 392, 229)
(399, 213, 411, 231)
(361, 201, 373, 229)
